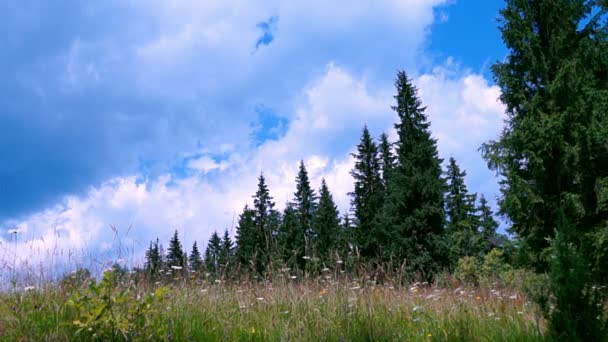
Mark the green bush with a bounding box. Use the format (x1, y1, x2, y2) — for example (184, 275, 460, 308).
(67, 270, 169, 341)
(454, 256, 481, 285)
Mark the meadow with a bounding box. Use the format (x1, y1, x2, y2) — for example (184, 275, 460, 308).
(0, 268, 545, 341)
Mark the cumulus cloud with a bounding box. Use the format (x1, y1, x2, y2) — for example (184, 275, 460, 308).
(0, 62, 505, 278)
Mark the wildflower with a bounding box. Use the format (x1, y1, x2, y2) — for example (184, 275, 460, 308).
(476, 296, 481, 300)
(302, 256, 311, 260)
(350, 286, 360, 290)
(24, 286, 35, 291)
(321, 267, 330, 272)
(413, 305, 422, 312)
(256, 297, 264, 301)
(509, 294, 517, 300)
(336, 260, 343, 264)
(427, 333, 432, 338)
(290, 275, 297, 279)
(319, 289, 328, 296)
(171, 265, 183, 270)
(517, 311, 524, 315)
(250, 327, 256, 334)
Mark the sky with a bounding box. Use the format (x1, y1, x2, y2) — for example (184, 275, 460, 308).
(0, 0, 509, 275)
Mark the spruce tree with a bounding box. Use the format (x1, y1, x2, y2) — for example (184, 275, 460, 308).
(189, 241, 203, 272)
(477, 195, 501, 253)
(445, 158, 483, 264)
(482, 1, 608, 338)
(277, 203, 302, 268)
(235, 205, 257, 267)
(219, 229, 234, 268)
(376, 71, 447, 278)
(144, 238, 162, 276)
(293, 161, 317, 258)
(205, 231, 222, 273)
(313, 179, 341, 261)
(378, 132, 395, 191)
(350, 125, 383, 258)
(166, 230, 185, 269)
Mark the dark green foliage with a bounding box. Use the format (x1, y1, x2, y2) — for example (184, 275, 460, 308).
(350, 125, 384, 258)
(376, 71, 447, 278)
(313, 179, 341, 261)
(445, 157, 484, 264)
(189, 241, 203, 272)
(478, 195, 502, 254)
(293, 161, 317, 258)
(219, 229, 234, 268)
(166, 230, 185, 269)
(378, 132, 395, 191)
(205, 232, 222, 273)
(145, 238, 162, 276)
(483, 0, 608, 338)
(235, 174, 280, 273)
(277, 203, 302, 268)
(235, 205, 256, 267)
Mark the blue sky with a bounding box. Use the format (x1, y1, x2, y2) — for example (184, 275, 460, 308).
(1, 0, 509, 272)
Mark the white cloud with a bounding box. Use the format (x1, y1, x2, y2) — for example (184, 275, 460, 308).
(1, 61, 505, 278)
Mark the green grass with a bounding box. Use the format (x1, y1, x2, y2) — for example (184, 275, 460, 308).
(0, 274, 545, 341)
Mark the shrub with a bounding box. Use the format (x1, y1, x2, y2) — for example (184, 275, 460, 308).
(67, 270, 169, 341)
(454, 256, 481, 286)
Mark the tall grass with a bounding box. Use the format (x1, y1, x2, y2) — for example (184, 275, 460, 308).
(0, 272, 545, 341)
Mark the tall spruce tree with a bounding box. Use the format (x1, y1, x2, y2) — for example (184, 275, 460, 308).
(445, 157, 483, 264)
(313, 179, 341, 261)
(350, 125, 383, 258)
(482, 1, 608, 338)
(144, 238, 162, 276)
(189, 241, 203, 272)
(205, 231, 222, 273)
(235, 205, 257, 267)
(293, 161, 317, 257)
(277, 203, 302, 268)
(477, 195, 501, 253)
(376, 71, 447, 278)
(378, 132, 395, 191)
(166, 230, 185, 269)
(219, 229, 234, 268)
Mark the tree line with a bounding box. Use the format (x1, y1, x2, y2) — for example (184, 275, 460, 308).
(141, 0, 608, 339)
(144, 72, 503, 280)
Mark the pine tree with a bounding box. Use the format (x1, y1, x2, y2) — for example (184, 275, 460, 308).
(378, 132, 395, 191)
(235, 174, 280, 273)
(277, 203, 302, 268)
(477, 195, 501, 253)
(235, 205, 257, 267)
(481, 1, 608, 338)
(144, 238, 162, 276)
(313, 179, 341, 261)
(293, 161, 317, 258)
(350, 125, 383, 258)
(166, 230, 185, 269)
(376, 71, 447, 278)
(445, 157, 483, 265)
(205, 231, 222, 273)
(189, 241, 203, 272)
(219, 229, 234, 268)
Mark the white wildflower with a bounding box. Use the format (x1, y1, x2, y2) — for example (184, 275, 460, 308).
(302, 256, 311, 260)
(171, 265, 183, 270)
(256, 297, 264, 301)
(24, 286, 35, 291)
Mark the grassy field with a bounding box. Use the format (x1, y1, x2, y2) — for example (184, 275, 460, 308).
(0, 272, 545, 341)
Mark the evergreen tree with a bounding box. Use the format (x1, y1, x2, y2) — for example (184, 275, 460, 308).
(313, 179, 341, 261)
(189, 241, 203, 272)
(293, 161, 317, 258)
(144, 238, 162, 276)
(235, 174, 280, 273)
(205, 231, 222, 273)
(482, 1, 608, 338)
(445, 158, 483, 264)
(376, 71, 447, 278)
(378, 132, 395, 191)
(350, 125, 383, 258)
(219, 229, 234, 268)
(235, 205, 257, 267)
(166, 230, 185, 269)
(277, 203, 302, 268)
(477, 195, 501, 253)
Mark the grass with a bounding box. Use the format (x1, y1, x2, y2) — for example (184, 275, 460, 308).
(0, 273, 545, 341)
